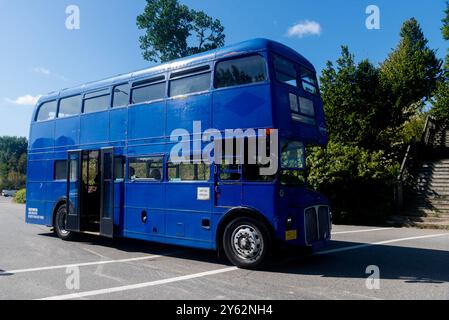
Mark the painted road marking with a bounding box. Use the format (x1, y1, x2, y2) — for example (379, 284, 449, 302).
(0, 252, 178, 275)
(332, 227, 395, 235)
(316, 233, 449, 255)
(38, 267, 239, 300)
(38, 232, 449, 300)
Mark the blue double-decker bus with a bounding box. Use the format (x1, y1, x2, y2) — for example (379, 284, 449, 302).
(26, 39, 331, 268)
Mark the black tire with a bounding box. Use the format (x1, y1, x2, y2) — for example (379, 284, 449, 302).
(54, 204, 75, 241)
(222, 217, 271, 269)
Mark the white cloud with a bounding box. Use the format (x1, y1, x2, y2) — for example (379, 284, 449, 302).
(5, 94, 42, 106)
(287, 20, 322, 38)
(32, 67, 51, 76)
(32, 67, 68, 81)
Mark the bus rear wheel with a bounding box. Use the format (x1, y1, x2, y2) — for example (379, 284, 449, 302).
(54, 204, 74, 241)
(223, 217, 270, 269)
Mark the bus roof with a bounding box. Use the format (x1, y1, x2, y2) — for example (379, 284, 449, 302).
(36, 38, 316, 105)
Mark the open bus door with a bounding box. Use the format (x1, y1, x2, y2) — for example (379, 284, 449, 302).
(100, 148, 115, 238)
(66, 150, 82, 232)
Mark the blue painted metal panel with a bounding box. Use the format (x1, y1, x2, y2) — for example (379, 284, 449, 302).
(55, 117, 79, 148)
(212, 84, 272, 130)
(80, 112, 109, 144)
(27, 160, 48, 182)
(110, 108, 127, 143)
(128, 101, 166, 141)
(165, 182, 213, 243)
(165, 211, 212, 244)
(26, 181, 49, 225)
(125, 182, 165, 209)
(166, 94, 212, 134)
(124, 208, 165, 240)
(241, 184, 277, 225)
(215, 183, 242, 208)
(30, 121, 55, 150)
(165, 183, 212, 213)
(127, 142, 166, 157)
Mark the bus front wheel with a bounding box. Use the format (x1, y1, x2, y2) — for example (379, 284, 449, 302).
(54, 204, 74, 241)
(223, 217, 270, 269)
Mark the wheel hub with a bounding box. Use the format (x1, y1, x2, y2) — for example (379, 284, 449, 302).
(232, 226, 263, 261)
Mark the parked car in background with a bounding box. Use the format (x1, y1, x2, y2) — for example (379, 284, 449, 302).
(2, 190, 18, 197)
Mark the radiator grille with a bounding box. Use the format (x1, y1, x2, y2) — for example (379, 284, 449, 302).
(305, 206, 330, 245)
(305, 208, 318, 244)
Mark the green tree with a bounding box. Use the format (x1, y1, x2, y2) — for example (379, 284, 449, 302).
(14, 189, 26, 204)
(309, 17, 441, 221)
(307, 142, 399, 223)
(381, 18, 442, 127)
(137, 0, 225, 62)
(432, 2, 449, 124)
(320, 46, 386, 149)
(0, 136, 28, 190)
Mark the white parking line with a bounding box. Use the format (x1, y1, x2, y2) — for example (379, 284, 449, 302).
(38, 267, 239, 300)
(332, 227, 394, 235)
(0, 252, 178, 275)
(316, 233, 449, 255)
(38, 232, 449, 300)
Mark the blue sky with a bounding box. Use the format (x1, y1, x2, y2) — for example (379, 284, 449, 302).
(0, 0, 447, 137)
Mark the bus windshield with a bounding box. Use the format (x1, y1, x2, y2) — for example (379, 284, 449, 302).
(281, 140, 305, 169)
(280, 140, 306, 186)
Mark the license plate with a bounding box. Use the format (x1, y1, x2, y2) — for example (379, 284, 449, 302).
(285, 230, 297, 241)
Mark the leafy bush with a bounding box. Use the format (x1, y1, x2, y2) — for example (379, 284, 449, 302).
(0, 136, 28, 190)
(14, 189, 26, 204)
(307, 142, 400, 224)
(395, 112, 427, 145)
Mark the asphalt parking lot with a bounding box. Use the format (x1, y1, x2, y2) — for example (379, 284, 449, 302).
(1, 196, 448, 300)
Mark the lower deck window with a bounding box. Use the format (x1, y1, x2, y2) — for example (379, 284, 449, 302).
(168, 162, 210, 181)
(243, 164, 276, 182)
(129, 157, 163, 181)
(114, 156, 126, 180)
(54, 160, 67, 180)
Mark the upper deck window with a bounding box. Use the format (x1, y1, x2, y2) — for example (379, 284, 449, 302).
(273, 54, 298, 87)
(132, 82, 165, 104)
(300, 67, 319, 95)
(214, 55, 267, 89)
(36, 101, 57, 122)
(83, 90, 111, 114)
(170, 72, 211, 97)
(58, 95, 81, 118)
(112, 84, 130, 108)
(273, 54, 319, 95)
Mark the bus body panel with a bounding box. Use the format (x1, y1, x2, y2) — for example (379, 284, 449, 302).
(26, 38, 331, 253)
(166, 94, 212, 134)
(30, 121, 55, 150)
(110, 108, 128, 142)
(80, 113, 109, 145)
(128, 101, 166, 141)
(55, 117, 79, 147)
(212, 84, 272, 130)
